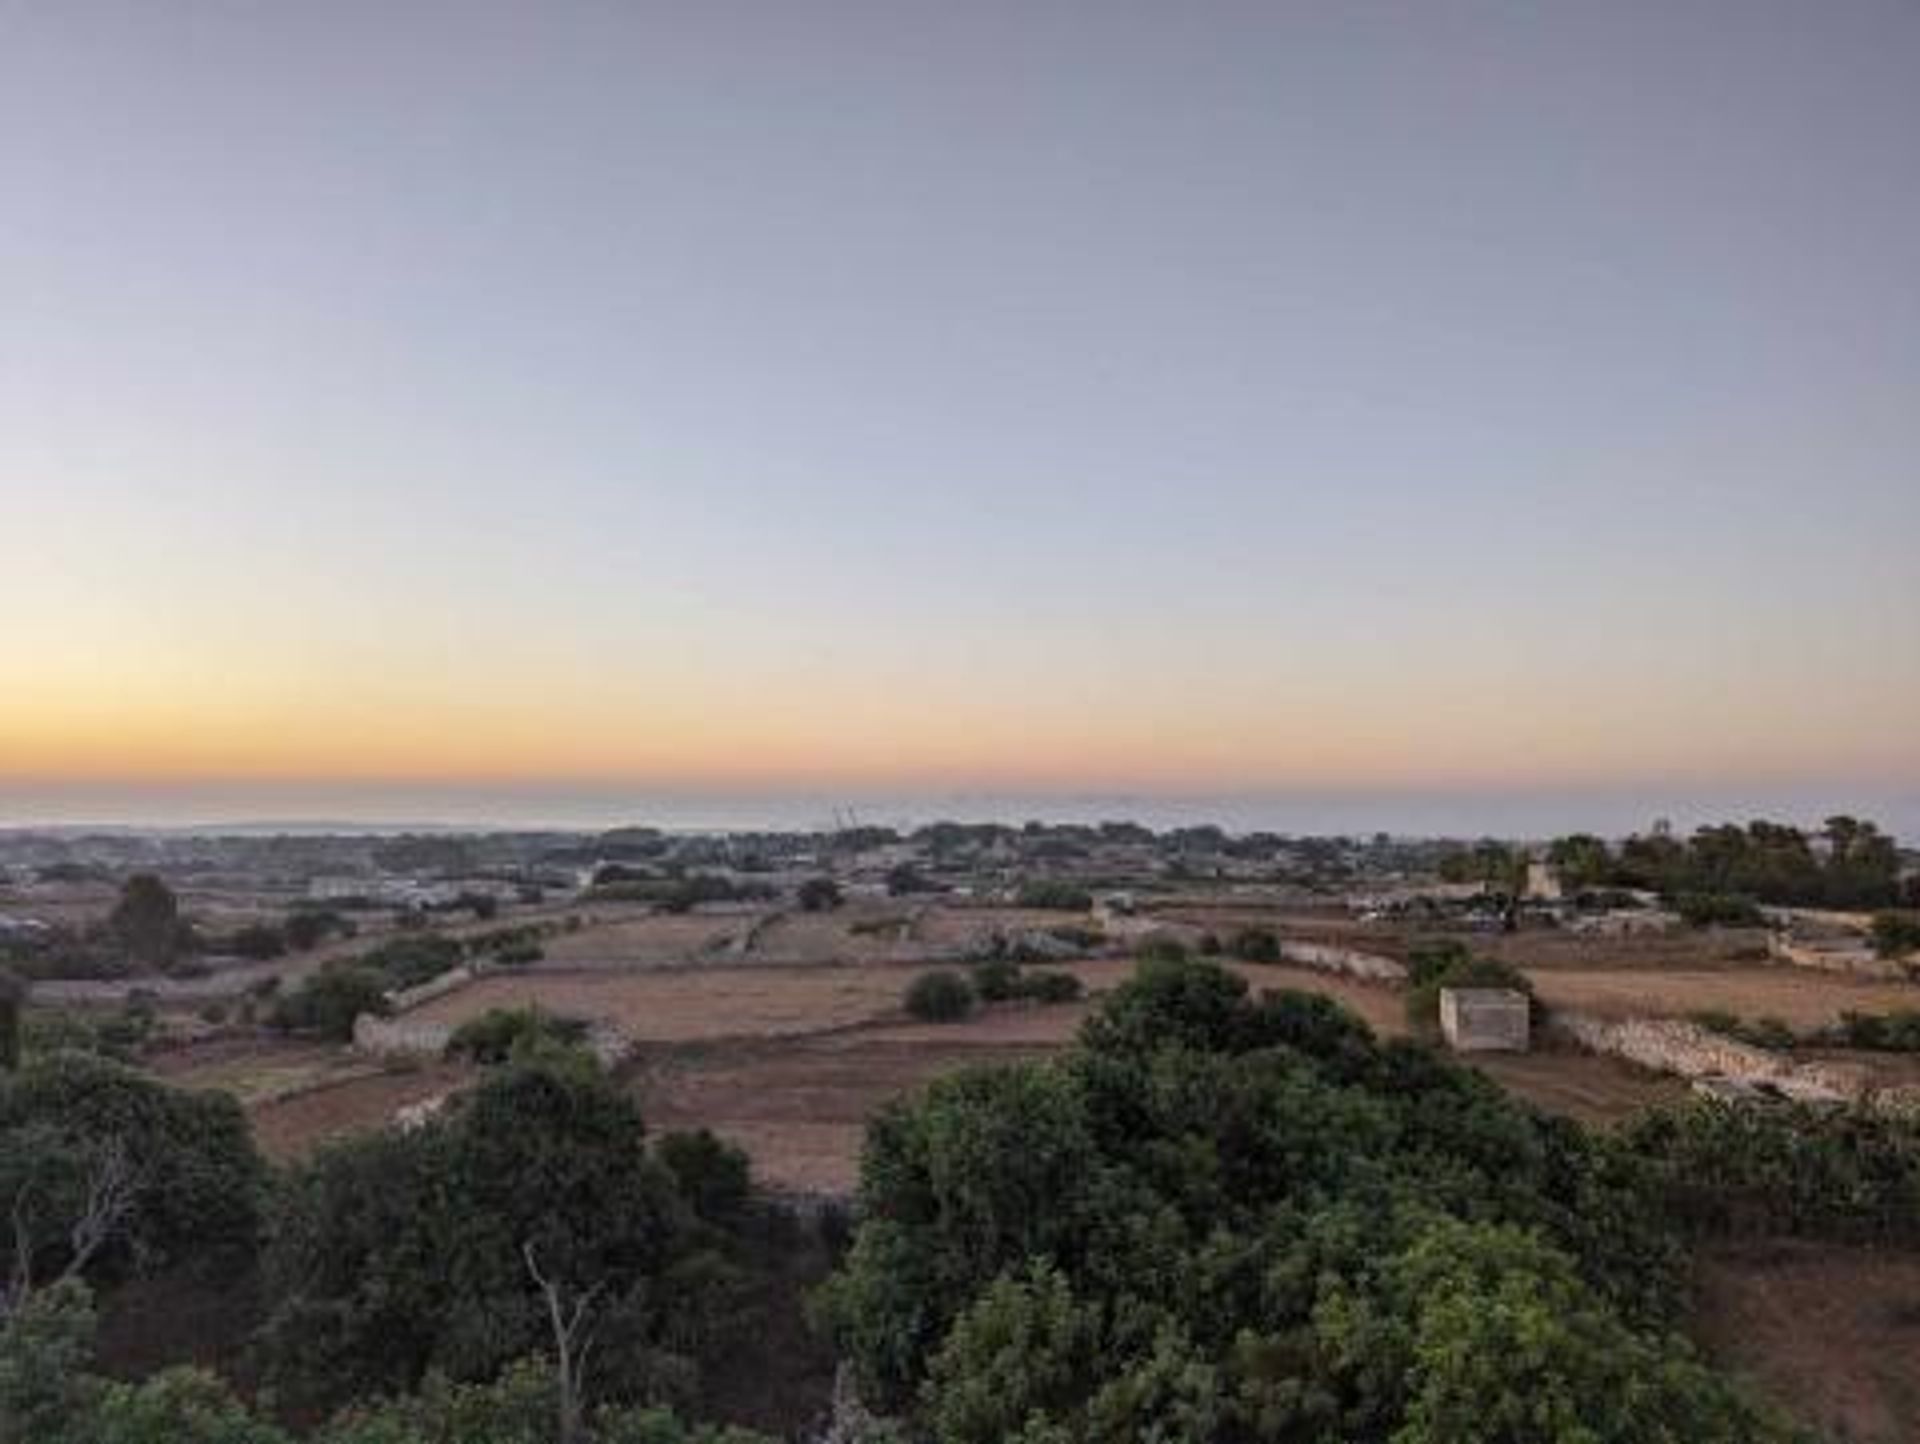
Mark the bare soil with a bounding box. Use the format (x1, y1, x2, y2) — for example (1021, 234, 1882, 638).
(1694, 1239, 1920, 1443)
(1469, 1048, 1688, 1125)
(1529, 966, 1920, 1028)
(246, 1060, 474, 1162)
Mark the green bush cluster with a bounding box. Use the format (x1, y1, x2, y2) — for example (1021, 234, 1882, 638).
(445, 1007, 590, 1065)
(1675, 892, 1767, 929)
(1013, 881, 1093, 912)
(905, 970, 976, 1022)
(970, 959, 1084, 1006)
(819, 956, 1796, 1441)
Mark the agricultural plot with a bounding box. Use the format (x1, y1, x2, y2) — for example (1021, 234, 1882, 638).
(537, 909, 746, 968)
(247, 1060, 473, 1162)
(1530, 966, 1920, 1029)
(750, 906, 917, 963)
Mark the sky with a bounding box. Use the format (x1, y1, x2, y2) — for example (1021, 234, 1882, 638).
(2, 2, 1916, 835)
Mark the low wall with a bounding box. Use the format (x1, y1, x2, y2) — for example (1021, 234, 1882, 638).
(353, 1014, 453, 1057)
(1279, 940, 1406, 983)
(387, 964, 485, 1012)
(1551, 1011, 1857, 1102)
(1767, 934, 1907, 981)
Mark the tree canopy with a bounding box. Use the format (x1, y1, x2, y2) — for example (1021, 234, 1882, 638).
(819, 956, 1800, 1442)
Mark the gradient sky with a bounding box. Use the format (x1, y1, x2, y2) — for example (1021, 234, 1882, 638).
(3, 2, 1917, 830)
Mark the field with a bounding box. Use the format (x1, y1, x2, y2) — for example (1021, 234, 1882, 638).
(1530, 965, 1920, 1029)
(130, 907, 1920, 1196)
(1694, 1240, 1920, 1444)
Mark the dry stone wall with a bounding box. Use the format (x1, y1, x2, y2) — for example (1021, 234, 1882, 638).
(1279, 940, 1407, 983)
(1551, 1011, 1857, 1102)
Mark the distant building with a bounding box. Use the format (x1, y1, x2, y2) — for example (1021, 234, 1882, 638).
(1438, 988, 1530, 1053)
(1524, 861, 1564, 902)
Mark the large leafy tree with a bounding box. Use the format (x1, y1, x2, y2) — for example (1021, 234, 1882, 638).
(820, 957, 1800, 1442)
(261, 1060, 749, 1418)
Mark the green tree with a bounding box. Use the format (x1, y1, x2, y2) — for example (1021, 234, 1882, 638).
(261, 1059, 742, 1418)
(0, 970, 23, 1073)
(107, 875, 184, 967)
(904, 971, 976, 1023)
(797, 878, 843, 912)
(270, 966, 390, 1041)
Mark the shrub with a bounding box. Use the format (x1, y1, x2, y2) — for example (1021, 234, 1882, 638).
(1019, 970, 1083, 1004)
(1833, 1009, 1920, 1052)
(1675, 892, 1765, 929)
(1015, 881, 1093, 912)
(886, 864, 940, 896)
(1228, 927, 1280, 963)
(972, 958, 1024, 1002)
(905, 970, 976, 1023)
(445, 1007, 589, 1065)
(798, 877, 843, 912)
(284, 909, 353, 951)
(1871, 911, 1920, 960)
(655, 1128, 752, 1224)
(357, 934, 466, 990)
(1134, 936, 1190, 965)
(224, 923, 287, 960)
(270, 966, 390, 1041)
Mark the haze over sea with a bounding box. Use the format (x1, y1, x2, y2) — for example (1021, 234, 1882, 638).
(3, 782, 1914, 843)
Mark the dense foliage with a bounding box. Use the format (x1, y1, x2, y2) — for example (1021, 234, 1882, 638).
(446, 1007, 590, 1065)
(0, 1052, 266, 1286)
(1013, 881, 1094, 912)
(270, 967, 391, 1041)
(1624, 1099, 1920, 1244)
(903, 971, 976, 1023)
(1, 1283, 772, 1444)
(820, 957, 1798, 1442)
(259, 1061, 759, 1419)
(1551, 817, 1907, 909)
(1871, 910, 1920, 960)
(969, 960, 1082, 1005)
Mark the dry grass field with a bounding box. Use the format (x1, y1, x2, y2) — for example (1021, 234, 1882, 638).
(538, 910, 746, 967)
(1529, 966, 1920, 1028)
(247, 1061, 473, 1162)
(909, 906, 1091, 947)
(407, 963, 930, 1041)
(751, 906, 915, 962)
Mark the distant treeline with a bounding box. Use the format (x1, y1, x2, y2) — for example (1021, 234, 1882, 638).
(1441, 816, 1912, 911)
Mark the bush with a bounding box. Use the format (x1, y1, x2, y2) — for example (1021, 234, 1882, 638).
(654, 1128, 752, 1224)
(1228, 927, 1280, 963)
(1871, 911, 1920, 960)
(886, 864, 940, 896)
(445, 1007, 588, 1065)
(971, 958, 1024, 1002)
(284, 909, 352, 951)
(1019, 970, 1083, 1004)
(357, 934, 466, 990)
(270, 966, 390, 1041)
(1833, 1009, 1920, 1052)
(224, 924, 286, 960)
(797, 877, 843, 912)
(1015, 881, 1093, 912)
(905, 970, 976, 1023)
(1675, 892, 1765, 929)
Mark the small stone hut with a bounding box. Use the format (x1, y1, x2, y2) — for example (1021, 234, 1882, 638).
(1438, 987, 1530, 1053)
